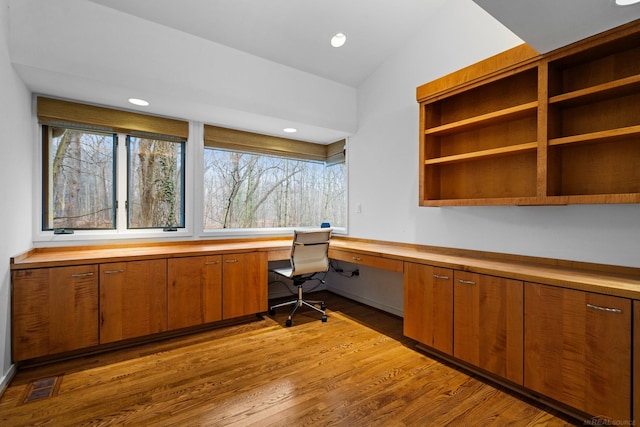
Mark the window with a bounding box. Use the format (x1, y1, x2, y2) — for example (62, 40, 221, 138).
(38, 97, 189, 234)
(43, 126, 116, 230)
(202, 124, 346, 231)
(127, 136, 185, 229)
(203, 149, 346, 229)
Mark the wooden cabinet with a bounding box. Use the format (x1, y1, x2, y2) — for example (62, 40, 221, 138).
(453, 272, 523, 384)
(403, 263, 453, 354)
(99, 259, 167, 344)
(524, 283, 631, 420)
(12, 265, 98, 361)
(634, 300, 640, 427)
(222, 252, 268, 319)
(167, 255, 222, 330)
(417, 21, 640, 206)
(545, 27, 640, 203)
(419, 60, 539, 205)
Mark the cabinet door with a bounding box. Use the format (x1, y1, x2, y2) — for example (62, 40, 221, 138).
(454, 272, 523, 384)
(100, 259, 167, 344)
(12, 265, 98, 361)
(403, 263, 453, 355)
(634, 300, 640, 427)
(524, 283, 631, 420)
(222, 252, 268, 319)
(168, 255, 222, 330)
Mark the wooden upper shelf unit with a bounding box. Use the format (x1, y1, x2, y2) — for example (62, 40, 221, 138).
(416, 20, 640, 206)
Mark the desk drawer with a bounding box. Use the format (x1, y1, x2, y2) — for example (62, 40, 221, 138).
(330, 249, 403, 273)
(268, 249, 291, 261)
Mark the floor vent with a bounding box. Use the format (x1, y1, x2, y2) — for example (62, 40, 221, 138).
(20, 376, 62, 404)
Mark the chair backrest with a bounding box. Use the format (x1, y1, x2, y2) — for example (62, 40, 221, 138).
(289, 228, 332, 276)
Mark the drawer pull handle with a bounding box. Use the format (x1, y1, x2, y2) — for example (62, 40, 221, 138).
(352, 257, 362, 261)
(225, 259, 238, 263)
(71, 272, 94, 278)
(104, 269, 125, 274)
(586, 303, 622, 314)
(433, 274, 449, 280)
(205, 261, 220, 265)
(457, 279, 476, 285)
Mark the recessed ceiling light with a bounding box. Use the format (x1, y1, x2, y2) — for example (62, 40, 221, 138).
(283, 128, 297, 133)
(615, 0, 640, 5)
(330, 33, 346, 48)
(128, 98, 149, 106)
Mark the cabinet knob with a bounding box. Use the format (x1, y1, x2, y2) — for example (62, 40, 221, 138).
(205, 261, 220, 265)
(225, 259, 238, 263)
(457, 279, 476, 285)
(352, 256, 362, 261)
(103, 269, 125, 274)
(433, 274, 449, 280)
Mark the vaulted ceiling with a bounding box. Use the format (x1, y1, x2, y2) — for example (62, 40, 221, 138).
(89, 0, 640, 86)
(9, 0, 640, 143)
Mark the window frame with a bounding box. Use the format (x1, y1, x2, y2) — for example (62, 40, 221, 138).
(34, 98, 194, 243)
(199, 126, 347, 237)
(41, 125, 118, 232)
(33, 97, 347, 243)
(126, 135, 187, 230)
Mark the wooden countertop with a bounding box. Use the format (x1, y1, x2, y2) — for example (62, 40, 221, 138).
(329, 239, 640, 300)
(10, 238, 293, 268)
(11, 236, 640, 300)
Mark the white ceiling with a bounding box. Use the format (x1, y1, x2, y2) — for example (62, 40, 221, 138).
(87, 0, 640, 86)
(88, 0, 449, 87)
(11, 0, 640, 144)
(474, 0, 640, 54)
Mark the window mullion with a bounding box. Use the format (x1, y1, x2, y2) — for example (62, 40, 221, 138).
(115, 133, 128, 232)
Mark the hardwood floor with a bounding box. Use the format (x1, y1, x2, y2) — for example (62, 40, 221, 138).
(1, 292, 578, 426)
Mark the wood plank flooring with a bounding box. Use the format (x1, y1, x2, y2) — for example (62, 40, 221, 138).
(1, 292, 579, 426)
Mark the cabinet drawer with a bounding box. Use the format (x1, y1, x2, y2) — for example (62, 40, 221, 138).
(329, 249, 403, 273)
(268, 249, 291, 261)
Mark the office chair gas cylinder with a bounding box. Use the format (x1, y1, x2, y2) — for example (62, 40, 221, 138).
(269, 228, 331, 327)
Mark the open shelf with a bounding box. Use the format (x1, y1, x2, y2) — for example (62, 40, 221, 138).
(549, 74, 640, 107)
(417, 20, 640, 206)
(549, 125, 640, 147)
(425, 142, 537, 165)
(425, 102, 538, 136)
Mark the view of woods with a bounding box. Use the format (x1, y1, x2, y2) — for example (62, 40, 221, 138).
(127, 137, 184, 228)
(46, 127, 346, 231)
(46, 128, 184, 230)
(46, 128, 115, 230)
(203, 149, 346, 229)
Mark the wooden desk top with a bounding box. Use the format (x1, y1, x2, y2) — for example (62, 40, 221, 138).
(11, 236, 640, 300)
(329, 239, 640, 300)
(10, 238, 293, 268)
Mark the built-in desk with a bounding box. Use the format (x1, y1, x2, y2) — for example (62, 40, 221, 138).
(10, 236, 640, 423)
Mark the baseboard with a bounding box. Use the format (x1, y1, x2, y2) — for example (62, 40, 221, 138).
(326, 287, 403, 317)
(0, 364, 16, 399)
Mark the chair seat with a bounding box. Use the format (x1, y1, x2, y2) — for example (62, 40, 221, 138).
(272, 267, 294, 278)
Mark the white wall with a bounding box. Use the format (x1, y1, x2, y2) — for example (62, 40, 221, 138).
(0, 0, 34, 389)
(328, 0, 640, 313)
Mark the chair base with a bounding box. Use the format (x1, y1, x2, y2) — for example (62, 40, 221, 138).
(269, 285, 327, 327)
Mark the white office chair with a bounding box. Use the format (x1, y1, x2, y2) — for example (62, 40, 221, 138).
(269, 228, 332, 327)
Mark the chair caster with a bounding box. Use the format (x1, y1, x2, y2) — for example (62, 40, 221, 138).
(321, 303, 326, 310)
(269, 309, 275, 316)
(286, 319, 292, 327)
(321, 315, 328, 322)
